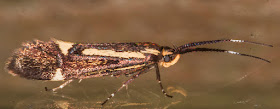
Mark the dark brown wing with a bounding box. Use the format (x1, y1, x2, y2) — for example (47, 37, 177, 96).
(62, 42, 161, 79)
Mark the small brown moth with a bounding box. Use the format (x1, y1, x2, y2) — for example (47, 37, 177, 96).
(6, 38, 272, 105)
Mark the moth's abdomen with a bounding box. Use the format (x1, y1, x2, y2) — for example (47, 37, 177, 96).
(6, 40, 60, 80)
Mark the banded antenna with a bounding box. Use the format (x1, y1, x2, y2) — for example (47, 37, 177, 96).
(175, 39, 272, 63)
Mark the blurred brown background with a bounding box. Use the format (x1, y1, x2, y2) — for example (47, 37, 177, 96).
(0, 0, 279, 109)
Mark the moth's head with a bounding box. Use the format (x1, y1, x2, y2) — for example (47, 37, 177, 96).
(159, 46, 180, 68)
(6, 40, 59, 80)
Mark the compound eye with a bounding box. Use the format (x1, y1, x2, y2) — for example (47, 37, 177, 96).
(164, 55, 171, 62)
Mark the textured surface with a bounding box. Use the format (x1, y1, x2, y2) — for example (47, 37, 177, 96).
(6, 40, 60, 80)
(7, 39, 162, 80)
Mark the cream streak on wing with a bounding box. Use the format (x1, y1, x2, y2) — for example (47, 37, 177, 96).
(140, 48, 160, 55)
(51, 68, 65, 81)
(52, 39, 74, 55)
(82, 48, 160, 58)
(82, 49, 146, 58)
(114, 64, 146, 70)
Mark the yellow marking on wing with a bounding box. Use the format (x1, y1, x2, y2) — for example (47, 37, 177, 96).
(85, 64, 146, 76)
(86, 68, 114, 76)
(85, 71, 98, 76)
(140, 48, 160, 55)
(114, 64, 146, 71)
(51, 68, 65, 81)
(102, 59, 108, 64)
(87, 60, 104, 65)
(82, 49, 146, 58)
(52, 38, 74, 55)
(82, 48, 160, 58)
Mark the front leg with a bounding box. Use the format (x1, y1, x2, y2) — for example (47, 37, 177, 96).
(45, 79, 74, 92)
(101, 66, 150, 106)
(155, 63, 173, 98)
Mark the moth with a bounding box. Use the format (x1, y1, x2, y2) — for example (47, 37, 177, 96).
(6, 38, 272, 105)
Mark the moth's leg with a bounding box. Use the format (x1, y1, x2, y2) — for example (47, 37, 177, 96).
(101, 68, 148, 106)
(78, 79, 83, 83)
(45, 79, 74, 92)
(155, 63, 173, 98)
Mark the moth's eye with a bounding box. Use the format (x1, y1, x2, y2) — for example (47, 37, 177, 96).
(164, 55, 172, 62)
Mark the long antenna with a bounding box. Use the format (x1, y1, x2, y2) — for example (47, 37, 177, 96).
(177, 39, 273, 50)
(179, 47, 271, 63)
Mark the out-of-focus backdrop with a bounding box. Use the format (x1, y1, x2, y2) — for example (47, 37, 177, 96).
(0, 0, 279, 109)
